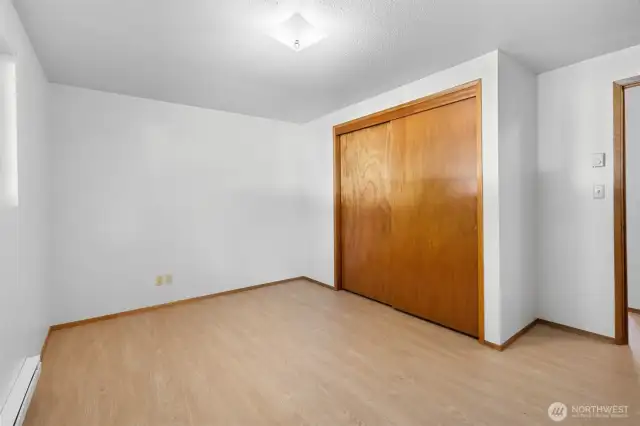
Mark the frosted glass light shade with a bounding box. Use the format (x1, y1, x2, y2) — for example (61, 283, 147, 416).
(268, 13, 326, 52)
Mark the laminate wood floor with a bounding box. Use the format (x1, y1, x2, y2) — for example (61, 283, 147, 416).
(25, 280, 640, 425)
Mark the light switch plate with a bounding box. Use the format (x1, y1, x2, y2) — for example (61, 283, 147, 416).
(592, 153, 606, 168)
(593, 184, 605, 199)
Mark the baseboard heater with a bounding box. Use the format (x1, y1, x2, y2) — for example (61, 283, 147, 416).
(0, 356, 41, 426)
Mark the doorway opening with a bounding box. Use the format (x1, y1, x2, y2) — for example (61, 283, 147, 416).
(613, 77, 640, 345)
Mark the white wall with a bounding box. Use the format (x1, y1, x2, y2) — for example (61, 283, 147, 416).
(538, 44, 640, 337)
(301, 51, 505, 344)
(627, 86, 640, 310)
(0, 54, 20, 410)
(50, 51, 540, 346)
(0, 1, 50, 409)
(50, 85, 307, 324)
(497, 52, 538, 340)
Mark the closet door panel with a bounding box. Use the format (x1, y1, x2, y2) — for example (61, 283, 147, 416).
(340, 123, 394, 305)
(389, 98, 479, 336)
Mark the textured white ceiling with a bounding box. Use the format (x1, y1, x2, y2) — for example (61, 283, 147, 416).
(14, 0, 640, 122)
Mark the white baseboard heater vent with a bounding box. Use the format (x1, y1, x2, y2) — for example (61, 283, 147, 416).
(0, 356, 41, 426)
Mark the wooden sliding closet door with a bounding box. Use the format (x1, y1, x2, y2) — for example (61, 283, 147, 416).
(388, 98, 478, 336)
(339, 94, 479, 337)
(340, 123, 394, 305)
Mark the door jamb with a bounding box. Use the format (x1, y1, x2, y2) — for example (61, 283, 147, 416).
(614, 77, 640, 345)
(332, 80, 485, 342)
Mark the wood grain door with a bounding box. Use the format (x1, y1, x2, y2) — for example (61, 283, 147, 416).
(340, 123, 394, 305)
(339, 97, 479, 337)
(388, 98, 478, 336)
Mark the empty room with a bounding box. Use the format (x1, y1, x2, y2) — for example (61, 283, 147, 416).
(1, 0, 640, 425)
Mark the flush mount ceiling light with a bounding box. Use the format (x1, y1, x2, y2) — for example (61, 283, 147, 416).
(268, 13, 326, 52)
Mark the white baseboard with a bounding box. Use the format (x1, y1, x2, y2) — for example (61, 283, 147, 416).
(0, 356, 40, 426)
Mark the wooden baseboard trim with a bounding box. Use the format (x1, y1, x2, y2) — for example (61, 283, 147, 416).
(628, 307, 640, 315)
(480, 340, 503, 351)
(501, 319, 538, 350)
(481, 318, 538, 351)
(40, 327, 52, 361)
(44, 279, 621, 358)
(50, 276, 328, 332)
(536, 318, 616, 343)
(301, 276, 337, 290)
(480, 315, 617, 351)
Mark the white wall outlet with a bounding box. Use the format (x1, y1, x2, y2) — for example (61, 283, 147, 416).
(164, 274, 173, 285)
(155, 275, 163, 286)
(593, 184, 606, 199)
(592, 153, 606, 168)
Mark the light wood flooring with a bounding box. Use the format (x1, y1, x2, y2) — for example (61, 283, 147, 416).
(25, 280, 640, 425)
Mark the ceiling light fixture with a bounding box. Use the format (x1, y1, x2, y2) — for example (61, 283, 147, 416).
(268, 13, 326, 52)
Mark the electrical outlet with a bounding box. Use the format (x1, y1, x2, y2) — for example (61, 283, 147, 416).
(164, 274, 173, 285)
(155, 275, 163, 286)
